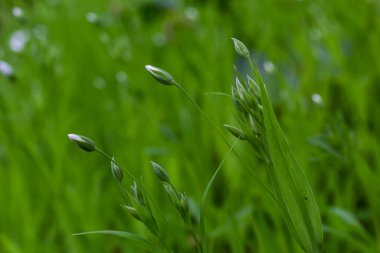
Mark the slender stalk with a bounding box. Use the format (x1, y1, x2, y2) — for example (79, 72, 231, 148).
(96, 147, 138, 182)
(200, 137, 239, 253)
(186, 215, 203, 253)
(95, 147, 178, 253)
(167, 180, 202, 253)
(173, 82, 278, 204)
(248, 58, 264, 87)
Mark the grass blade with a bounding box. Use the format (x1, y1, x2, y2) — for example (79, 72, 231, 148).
(257, 78, 323, 252)
(73, 230, 165, 252)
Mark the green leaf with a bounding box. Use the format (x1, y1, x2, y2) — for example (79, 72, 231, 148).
(257, 76, 323, 252)
(73, 230, 165, 252)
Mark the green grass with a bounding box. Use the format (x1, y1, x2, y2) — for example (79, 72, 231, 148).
(1, 0, 380, 252)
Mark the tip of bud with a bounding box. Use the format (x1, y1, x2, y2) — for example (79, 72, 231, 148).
(145, 65, 176, 86)
(231, 38, 250, 58)
(151, 161, 171, 183)
(111, 158, 124, 183)
(67, 133, 79, 141)
(67, 133, 96, 152)
(223, 124, 247, 140)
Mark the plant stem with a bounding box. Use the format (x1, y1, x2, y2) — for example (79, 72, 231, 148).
(173, 82, 278, 204)
(95, 147, 180, 253)
(96, 147, 138, 182)
(167, 180, 202, 253)
(200, 137, 239, 253)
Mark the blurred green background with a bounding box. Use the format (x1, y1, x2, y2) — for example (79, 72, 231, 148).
(1, 0, 380, 252)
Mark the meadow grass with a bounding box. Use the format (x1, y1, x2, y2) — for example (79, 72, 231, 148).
(1, 0, 380, 252)
(67, 39, 321, 253)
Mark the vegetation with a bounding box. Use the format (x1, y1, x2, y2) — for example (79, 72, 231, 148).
(1, 1, 380, 252)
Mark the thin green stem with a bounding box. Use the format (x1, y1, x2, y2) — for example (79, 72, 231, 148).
(173, 82, 278, 204)
(200, 137, 239, 253)
(167, 180, 202, 253)
(189, 221, 203, 253)
(116, 185, 173, 253)
(248, 57, 264, 87)
(95, 147, 178, 253)
(175, 83, 222, 137)
(96, 147, 138, 182)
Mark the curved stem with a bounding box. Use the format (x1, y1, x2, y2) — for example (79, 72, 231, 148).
(96, 148, 138, 182)
(95, 147, 180, 253)
(200, 137, 239, 253)
(174, 82, 278, 204)
(167, 182, 202, 252)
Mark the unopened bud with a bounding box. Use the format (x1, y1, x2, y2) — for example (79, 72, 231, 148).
(67, 134, 96, 152)
(126, 184, 160, 236)
(145, 65, 175, 85)
(151, 161, 170, 183)
(177, 192, 190, 221)
(223, 124, 247, 140)
(232, 86, 244, 112)
(122, 205, 141, 221)
(247, 75, 261, 98)
(164, 183, 190, 221)
(111, 158, 123, 183)
(164, 184, 180, 207)
(131, 181, 144, 206)
(232, 38, 250, 58)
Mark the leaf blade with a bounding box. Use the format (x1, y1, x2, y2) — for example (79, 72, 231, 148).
(73, 230, 164, 252)
(258, 81, 323, 252)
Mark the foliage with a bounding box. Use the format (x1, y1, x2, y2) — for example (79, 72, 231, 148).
(1, 0, 380, 252)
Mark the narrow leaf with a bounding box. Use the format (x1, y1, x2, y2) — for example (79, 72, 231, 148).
(258, 80, 323, 252)
(73, 230, 164, 252)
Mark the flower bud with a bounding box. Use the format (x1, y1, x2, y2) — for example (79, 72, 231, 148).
(145, 65, 175, 85)
(247, 75, 261, 98)
(131, 181, 144, 206)
(126, 183, 160, 236)
(177, 192, 190, 222)
(164, 184, 180, 208)
(111, 158, 123, 183)
(223, 124, 247, 140)
(231, 86, 244, 112)
(164, 183, 190, 222)
(67, 134, 96, 152)
(151, 161, 170, 183)
(232, 38, 250, 58)
(122, 205, 141, 221)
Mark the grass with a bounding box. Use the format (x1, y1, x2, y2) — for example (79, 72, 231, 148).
(1, 0, 380, 252)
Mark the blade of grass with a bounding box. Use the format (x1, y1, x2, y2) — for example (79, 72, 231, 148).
(73, 230, 167, 252)
(256, 65, 323, 252)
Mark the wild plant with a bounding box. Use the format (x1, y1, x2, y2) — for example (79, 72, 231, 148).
(68, 39, 323, 253)
(227, 39, 323, 253)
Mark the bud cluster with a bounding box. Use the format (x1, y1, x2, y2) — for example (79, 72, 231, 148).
(164, 183, 190, 223)
(225, 49, 270, 162)
(123, 181, 160, 236)
(150, 162, 191, 224)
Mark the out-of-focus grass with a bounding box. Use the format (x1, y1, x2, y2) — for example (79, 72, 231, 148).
(0, 0, 379, 252)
